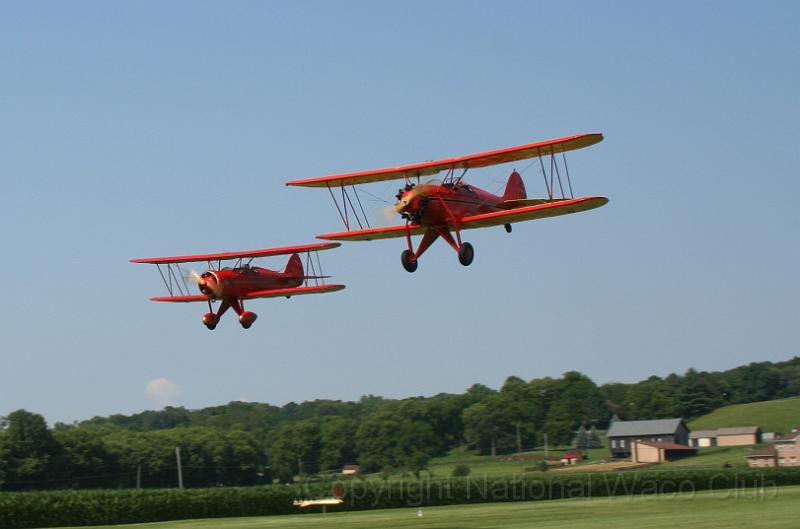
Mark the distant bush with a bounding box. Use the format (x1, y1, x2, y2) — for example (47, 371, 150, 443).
(451, 464, 471, 477)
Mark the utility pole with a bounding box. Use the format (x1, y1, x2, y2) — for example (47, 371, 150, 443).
(516, 423, 522, 453)
(544, 433, 549, 460)
(175, 447, 184, 489)
(136, 464, 141, 489)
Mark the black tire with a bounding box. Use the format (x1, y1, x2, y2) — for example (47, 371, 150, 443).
(458, 242, 474, 266)
(504, 223, 512, 233)
(401, 249, 418, 272)
(205, 323, 217, 330)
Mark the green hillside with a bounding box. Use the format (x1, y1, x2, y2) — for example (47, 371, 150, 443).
(688, 397, 800, 433)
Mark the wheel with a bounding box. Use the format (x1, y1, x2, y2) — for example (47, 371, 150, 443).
(239, 311, 257, 329)
(401, 249, 418, 272)
(504, 223, 512, 233)
(202, 313, 218, 330)
(458, 242, 474, 266)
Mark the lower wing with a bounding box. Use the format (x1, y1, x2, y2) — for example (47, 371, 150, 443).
(459, 196, 608, 230)
(316, 196, 608, 241)
(243, 284, 345, 299)
(150, 284, 345, 302)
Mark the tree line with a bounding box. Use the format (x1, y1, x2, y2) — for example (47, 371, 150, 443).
(1, 356, 798, 490)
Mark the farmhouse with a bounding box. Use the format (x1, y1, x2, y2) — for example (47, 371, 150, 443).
(746, 429, 800, 467)
(690, 426, 762, 447)
(746, 447, 777, 468)
(606, 418, 690, 458)
(631, 440, 697, 463)
(774, 430, 800, 467)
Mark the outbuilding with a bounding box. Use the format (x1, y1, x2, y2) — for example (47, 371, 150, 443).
(606, 418, 690, 458)
(631, 441, 697, 463)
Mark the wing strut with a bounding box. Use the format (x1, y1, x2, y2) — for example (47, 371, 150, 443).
(325, 183, 374, 231)
(537, 149, 575, 201)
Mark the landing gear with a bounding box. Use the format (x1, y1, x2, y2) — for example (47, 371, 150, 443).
(458, 242, 474, 266)
(239, 311, 257, 329)
(504, 223, 512, 233)
(401, 249, 418, 273)
(202, 313, 219, 330)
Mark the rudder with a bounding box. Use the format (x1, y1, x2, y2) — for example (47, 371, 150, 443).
(502, 170, 527, 201)
(284, 253, 304, 277)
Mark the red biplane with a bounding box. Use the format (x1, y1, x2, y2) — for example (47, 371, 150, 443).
(287, 133, 608, 272)
(131, 243, 344, 330)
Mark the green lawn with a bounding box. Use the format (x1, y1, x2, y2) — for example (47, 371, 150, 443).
(663, 446, 752, 468)
(59, 485, 800, 529)
(689, 397, 800, 433)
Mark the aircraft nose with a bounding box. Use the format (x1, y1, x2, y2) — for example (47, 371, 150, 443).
(198, 273, 218, 297)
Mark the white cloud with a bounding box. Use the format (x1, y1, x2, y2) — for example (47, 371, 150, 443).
(145, 378, 181, 408)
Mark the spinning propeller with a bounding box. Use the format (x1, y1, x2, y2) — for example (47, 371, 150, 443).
(188, 270, 223, 298)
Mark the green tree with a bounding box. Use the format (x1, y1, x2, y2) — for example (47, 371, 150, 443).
(573, 425, 588, 450)
(4, 410, 61, 489)
(318, 416, 357, 471)
(463, 393, 516, 455)
(269, 420, 321, 482)
(354, 413, 434, 472)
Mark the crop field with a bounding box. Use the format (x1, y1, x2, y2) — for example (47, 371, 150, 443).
(59, 485, 799, 529)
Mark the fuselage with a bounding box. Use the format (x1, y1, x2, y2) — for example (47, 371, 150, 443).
(395, 182, 503, 226)
(198, 266, 303, 300)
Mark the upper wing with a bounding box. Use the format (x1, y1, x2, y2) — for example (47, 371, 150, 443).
(459, 196, 609, 230)
(286, 133, 602, 188)
(316, 224, 427, 242)
(243, 284, 345, 299)
(131, 242, 341, 265)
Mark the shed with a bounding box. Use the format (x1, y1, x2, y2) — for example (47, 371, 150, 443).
(560, 451, 583, 465)
(342, 464, 360, 475)
(631, 440, 697, 463)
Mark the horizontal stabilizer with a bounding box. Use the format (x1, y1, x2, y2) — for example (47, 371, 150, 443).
(499, 198, 562, 209)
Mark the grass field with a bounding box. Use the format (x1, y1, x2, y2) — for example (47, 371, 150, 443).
(60, 485, 800, 529)
(688, 397, 800, 433)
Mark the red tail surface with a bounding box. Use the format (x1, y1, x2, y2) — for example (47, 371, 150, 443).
(502, 171, 527, 201)
(284, 253, 303, 277)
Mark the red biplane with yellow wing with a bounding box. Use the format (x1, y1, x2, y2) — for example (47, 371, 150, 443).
(131, 243, 344, 330)
(287, 133, 608, 272)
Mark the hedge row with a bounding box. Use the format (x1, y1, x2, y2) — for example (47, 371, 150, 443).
(2, 468, 799, 528)
(0, 485, 298, 529)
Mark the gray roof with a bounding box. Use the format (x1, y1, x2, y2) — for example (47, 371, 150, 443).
(690, 426, 760, 439)
(607, 418, 685, 438)
(690, 430, 718, 439)
(716, 426, 760, 436)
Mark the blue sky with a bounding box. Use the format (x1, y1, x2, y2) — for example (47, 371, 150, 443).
(1, 1, 798, 424)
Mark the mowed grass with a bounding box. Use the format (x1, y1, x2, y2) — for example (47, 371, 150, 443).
(58, 486, 800, 529)
(663, 446, 752, 468)
(688, 397, 800, 433)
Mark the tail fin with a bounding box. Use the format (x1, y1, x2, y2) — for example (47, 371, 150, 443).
(284, 253, 303, 277)
(502, 171, 527, 201)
